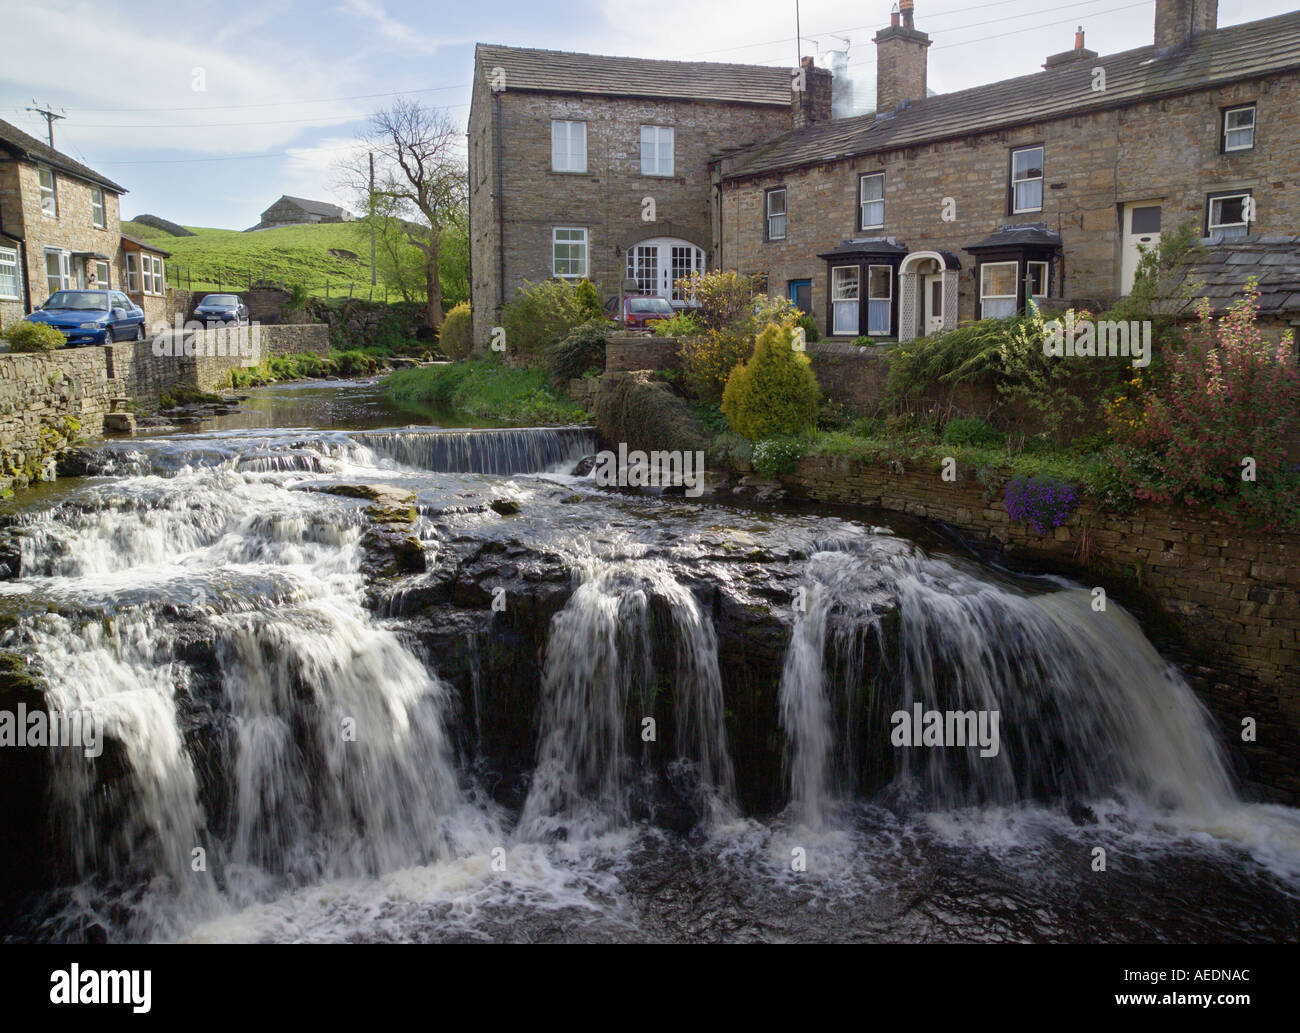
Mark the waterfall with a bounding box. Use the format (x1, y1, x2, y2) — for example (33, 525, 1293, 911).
(1, 454, 489, 940)
(778, 546, 1238, 821)
(354, 427, 599, 475)
(517, 556, 735, 840)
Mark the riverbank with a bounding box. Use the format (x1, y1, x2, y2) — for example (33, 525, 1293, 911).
(385, 360, 591, 426)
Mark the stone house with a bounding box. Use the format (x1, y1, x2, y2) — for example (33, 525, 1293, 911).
(248, 195, 353, 231)
(719, 0, 1300, 341)
(467, 44, 814, 345)
(472, 1, 1300, 347)
(0, 118, 173, 332)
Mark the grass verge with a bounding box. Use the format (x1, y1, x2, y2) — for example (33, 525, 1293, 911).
(385, 360, 590, 426)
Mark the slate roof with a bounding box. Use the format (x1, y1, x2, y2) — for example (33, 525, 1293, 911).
(474, 44, 793, 106)
(1175, 234, 1300, 316)
(965, 223, 1063, 251)
(0, 118, 126, 194)
(265, 195, 351, 219)
(723, 11, 1300, 179)
(121, 233, 172, 257)
(817, 237, 909, 260)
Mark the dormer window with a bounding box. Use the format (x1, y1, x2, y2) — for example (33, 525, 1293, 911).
(1223, 105, 1255, 152)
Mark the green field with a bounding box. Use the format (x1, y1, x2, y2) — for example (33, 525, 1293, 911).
(121, 220, 405, 300)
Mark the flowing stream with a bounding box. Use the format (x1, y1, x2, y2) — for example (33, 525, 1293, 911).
(1, 378, 1298, 943)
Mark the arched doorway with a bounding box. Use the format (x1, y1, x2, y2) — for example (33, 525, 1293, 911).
(625, 237, 705, 304)
(898, 250, 961, 342)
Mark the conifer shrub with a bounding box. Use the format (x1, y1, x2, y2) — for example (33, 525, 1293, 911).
(439, 301, 474, 360)
(721, 319, 820, 441)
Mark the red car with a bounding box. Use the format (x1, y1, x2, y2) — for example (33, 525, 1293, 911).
(604, 294, 675, 330)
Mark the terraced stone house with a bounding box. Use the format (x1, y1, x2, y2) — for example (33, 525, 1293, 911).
(0, 119, 172, 331)
(471, 0, 1300, 344)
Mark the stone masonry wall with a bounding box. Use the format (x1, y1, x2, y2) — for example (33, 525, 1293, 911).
(721, 70, 1300, 338)
(0, 324, 331, 492)
(785, 453, 1300, 799)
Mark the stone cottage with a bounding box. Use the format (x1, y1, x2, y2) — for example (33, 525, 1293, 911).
(470, 0, 1300, 344)
(0, 119, 173, 331)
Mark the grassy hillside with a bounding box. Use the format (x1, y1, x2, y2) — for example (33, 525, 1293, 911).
(121, 220, 406, 300)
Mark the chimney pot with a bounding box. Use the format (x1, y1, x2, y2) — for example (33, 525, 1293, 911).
(1075, 26, 1085, 50)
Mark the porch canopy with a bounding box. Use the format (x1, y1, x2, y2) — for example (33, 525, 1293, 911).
(964, 222, 1062, 319)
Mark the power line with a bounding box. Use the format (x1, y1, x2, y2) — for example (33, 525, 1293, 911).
(62, 82, 470, 114)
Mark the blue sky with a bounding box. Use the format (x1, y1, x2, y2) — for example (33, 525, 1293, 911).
(0, 0, 1290, 229)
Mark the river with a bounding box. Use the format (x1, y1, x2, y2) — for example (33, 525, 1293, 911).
(1, 378, 1297, 943)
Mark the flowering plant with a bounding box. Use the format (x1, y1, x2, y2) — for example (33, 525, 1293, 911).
(1004, 475, 1080, 534)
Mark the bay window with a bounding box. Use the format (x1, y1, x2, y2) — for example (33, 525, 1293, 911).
(980, 261, 1019, 318)
(831, 265, 860, 336)
(867, 265, 892, 335)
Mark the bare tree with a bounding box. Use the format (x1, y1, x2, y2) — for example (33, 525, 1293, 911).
(337, 99, 466, 328)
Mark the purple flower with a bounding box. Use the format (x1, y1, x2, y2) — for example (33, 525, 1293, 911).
(1004, 475, 1079, 535)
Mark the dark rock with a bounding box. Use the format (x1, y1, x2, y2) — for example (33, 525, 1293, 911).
(489, 499, 521, 516)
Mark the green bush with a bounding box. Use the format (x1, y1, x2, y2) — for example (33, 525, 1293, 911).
(439, 301, 474, 360)
(2, 322, 65, 353)
(796, 312, 820, 343)
(502, 279, 594, 362)
(653, 310, 703, 338)
(543, 317, 609, 387)
(721, 319, 821, 441)
(753, 436, 805, 477)
(941, 416, 1005, 448)
(574, 278, 603, 321)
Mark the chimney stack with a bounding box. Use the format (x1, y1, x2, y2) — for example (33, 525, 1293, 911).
(792, 55, 833, 129)
(1154, 0, 1218, 50)
(1043, 25, 1098, 69)
(874, 0, 931, 114)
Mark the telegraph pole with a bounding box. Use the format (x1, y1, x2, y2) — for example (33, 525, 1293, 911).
(369, 151, 377, 287)
(26, 103, 65, 147)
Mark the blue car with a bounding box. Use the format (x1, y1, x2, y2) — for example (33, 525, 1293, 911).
(25, 289, 147, 345)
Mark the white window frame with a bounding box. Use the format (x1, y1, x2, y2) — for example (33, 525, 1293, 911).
(126, 252, 140, 292)
(147, 254, 164, 295)
(0, 246, 19, 300)
(551, 120, 587, 173)
(552, 227, 588, 279)
(91, 186, 106, 229)
(980, 260, 1020, 318)
(1207, 192, 1252, 239)
(38, 166, 58, 218)
(640, 125, 674, 177)
(766, 188, 787, 241)
(1010, 146, 1044, 214)
(1223, 105, 1255, 153)
(859, 172, 885, 230)
(92, 259, 110, 288)
(831, 264, 860, 336)
(866, 264, 892, 336)
(44, 248, 70, 295)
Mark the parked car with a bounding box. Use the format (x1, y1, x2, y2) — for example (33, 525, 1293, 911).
(603, 294, 675, 330)
(193, 293, 249, 325)
(23, 290, 146, 345)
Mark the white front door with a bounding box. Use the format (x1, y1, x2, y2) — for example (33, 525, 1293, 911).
(1121, 202, 1162, 295)
(922, 275, 943, 336)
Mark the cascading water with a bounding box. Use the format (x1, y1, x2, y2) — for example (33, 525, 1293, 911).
(517, 554, 735, 840)
(778, 545, 1240, 822)
(1, 380, 1296, 943)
